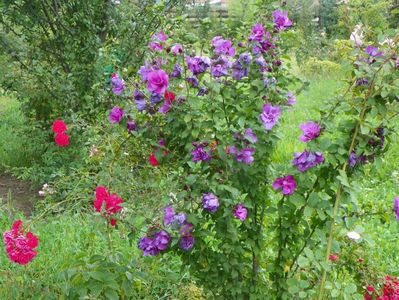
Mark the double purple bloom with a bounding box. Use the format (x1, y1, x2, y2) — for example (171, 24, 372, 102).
(292, 151, 324, 172)
(147, 69, 169, 95)
(110, 73, 125, 95)
(272, 175, 296, 195)
(233, 204, 248, 221)
(191, 143, 212, 162)
(108, 106, 124, 123)
(134, 90, 146, 111)
(299, 121, 321, 142)
(186, 56, 211, 75)
(138, 230, 171, 256)
(211, 36, 236, 56)
(365, 45, 383, 57)
(260, 103, 281, 130)
(202, 193, 219, 213)
(272, 10, 292, 31)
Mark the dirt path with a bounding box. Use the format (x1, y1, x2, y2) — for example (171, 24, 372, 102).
(0, 174, 38, 216)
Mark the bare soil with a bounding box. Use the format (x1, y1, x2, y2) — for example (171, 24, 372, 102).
(0, 174, 37, 216)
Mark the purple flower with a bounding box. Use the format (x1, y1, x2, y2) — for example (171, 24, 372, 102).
(211, 36, 236, 56)
(171, 43, 183, 55)
(272, 175, 296, 195)
(365, 45, 383, 57)
(147, 69, 169, 94)
(349, 152, 357, 167)
(249, 24, 265, 42)
(233, 204, 248, 221)
(286, 92, 296, 106)
(127, 120, 136, 133)
(211, 56, 232, 77)
(180, 235, 195, 251)
(149, 42, 163, 51)
(152, 31, 168, 42)
(292, 151, 324, 172)
(138, 237, 159, 256)
(164, 206, 175, 227)
(244, 128, 257, 143)
(108, 106, 124, 123)
(235, 148, 255, 164)
(170, 64, 182, 78)
(158, 99, 173, 114)
(110, 73, 125, 95)
(394, 197, 399, 220)
(138, 64, 152, 82)
(197, 87, 208, 96)
(260, 103, 281, 130)
(239, 53, 252, 65)
(255, 56, 266, 67)
(191, 144, 212, 162)
(227, 145, 238, 155)
(356, 78, 369, 86)
(349, 151, 368, 167)
(232, 66, 248, 80)
(186, 56, 211, 75)
(186, 76, 199, 87)
(134, 90, 146, 111)
(153, 230, 170, 251)
(150, 93, 163, 104)
(263, 77, 277, 87)
(299, 121, 321, 142)
(272, 10, 292, 31)
(202, 193, 219, 213)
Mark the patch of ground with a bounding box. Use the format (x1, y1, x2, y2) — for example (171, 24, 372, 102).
(0, 174, 37, 216)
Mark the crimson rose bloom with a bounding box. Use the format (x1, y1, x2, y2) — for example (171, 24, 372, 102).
(54, 133, 70, 147)
(52, 119, 67, 133)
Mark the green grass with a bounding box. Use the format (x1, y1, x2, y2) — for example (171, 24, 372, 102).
(0, 93, 32, 171)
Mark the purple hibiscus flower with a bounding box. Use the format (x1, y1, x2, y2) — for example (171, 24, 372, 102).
(249, 24, 265, 42)
(260, 103, 281, 130)
(134, 89, 147, 111)
(394, 197, 399, 220)
(138, 63, 153, 82)
(108, 106, 124, 123)
(202, 193, 219, 213)
(286, 92, 296, 106)
(233, 203, 248, 221)
(186, 56, 211, 75)
(244, 128, 257, 144)
(191, 143, 212, 162)
(147, 69, 169, 95)
(149, 42, 163, 51)
(150, 93, 163, 104)
(235, 148, 255, 164)
(110, 73, 125, 95)
(180, 235, 195, 251)
(170, 64, 182, 78)
(186, 76, 199, 87)
(211, 36, 236, 56)
(272, 10, 292, 31)
(272, 175, 296, 195)
(299, 121, 321, 142)
(239, 53, 252, 65)
(170, 43, 183, 55)
(127, 120, 136, 133)
(151, 31, 168, 42)
(365, 45, 383, 57)
(137, 230, 171, 256)
(292, 150, 324, 172)
(211, 56, 232, 77)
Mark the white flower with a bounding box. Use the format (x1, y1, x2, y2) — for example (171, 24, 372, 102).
(38, 191, 45, 197)
(350, 24, 364, 46)
(380, 38, 396, 47)
(347, 231, 361, 241)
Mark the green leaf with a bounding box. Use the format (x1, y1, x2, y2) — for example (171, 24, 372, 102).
(104, 289, 119, 300)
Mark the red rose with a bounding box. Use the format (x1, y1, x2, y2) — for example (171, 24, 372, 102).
(149, 153, 159, 166)
(54, 133, 70, 147)
(52, 119, 67, 133)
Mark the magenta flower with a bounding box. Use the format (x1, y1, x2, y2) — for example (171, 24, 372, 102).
(394, 197, 399, 220)
(151, 31, 168, 42)
(249, 24, 266, 42)
(110, 73, 125, 95)
(272, 10, 292, 31)
(202, 193, 219, 213)
(287, 92, 296, 106)
(108, 106, 124, 123)
(171, 43, 183, 55)
(146, 69, 169, 95)
(292, 151, 324, 172)
(211, 36, 236, 56)
(180, 235, 195, 251)
(233, 204, 248, 221)
(149, 42, 163, 51)
(127, 120, 136, 133)
(365, 45, 383, 57)
(272, 175, 296, 195)
(299, 121, 321, 142)
(260, 103, 281, 130)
